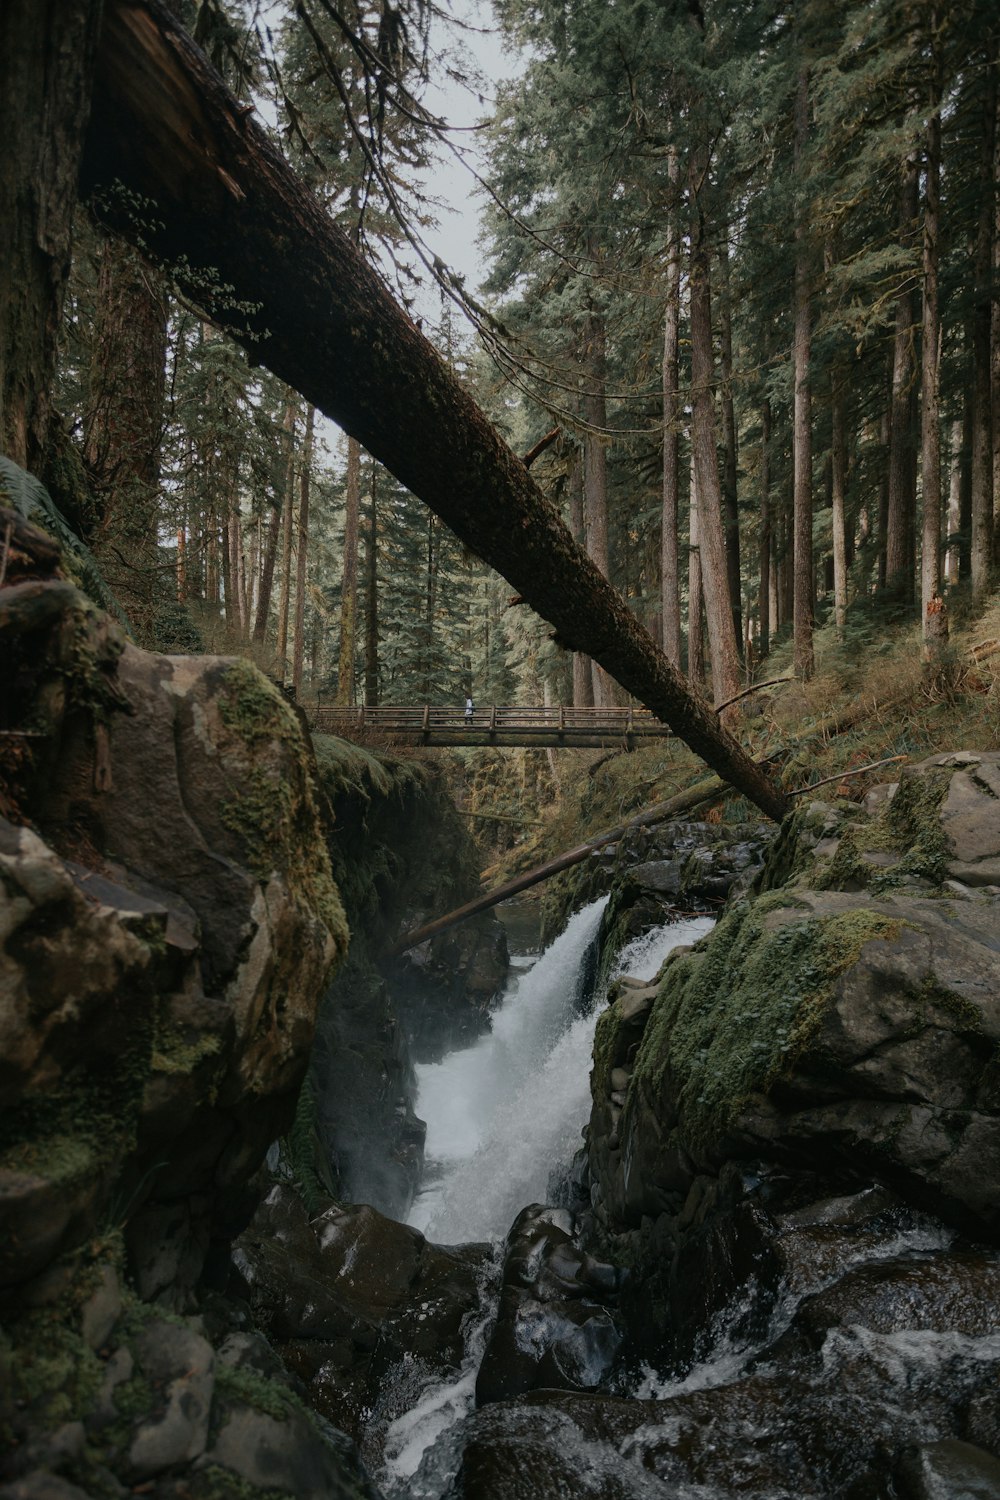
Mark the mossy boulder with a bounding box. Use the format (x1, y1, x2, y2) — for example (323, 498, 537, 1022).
(611, 886, 1000, 1236)
(3, 641, 346, 1305)
(583, 750, 1000, 1389)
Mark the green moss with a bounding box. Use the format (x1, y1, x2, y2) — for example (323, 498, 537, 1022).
(112, 1372, 154, 1419)
(214, 1362, 301, 1422)
(591, 1002, 622, 1100)
(2, 1242, 125, 1431)
(150, 1025, 223, 1076)
(811, 766, 954, 893)
(633, 899, 904, 1154)
(190, 1466, 294, 1500)
(0, 1130, 97, 1183)
(217, 664, 348, 952)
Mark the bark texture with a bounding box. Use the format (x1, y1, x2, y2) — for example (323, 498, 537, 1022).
(661, 147, 682, 670)
(336, 434, 361, 705)
(0, 0, 105, 471)
(84, 233, 167, 643)
(792, 66, 814, 680)
(920, 27, 943, 641)
(81, 0, 788, 822)
(688, 164, 741, 708)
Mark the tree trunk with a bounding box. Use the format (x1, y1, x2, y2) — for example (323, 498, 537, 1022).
(583, 305, 614, 707)
(947, 417, 963, 586)
(688, 443, 704, 685)
(228, 491, 244, 635)
(792, 65, 814, 679)
(275, 430, 295, 679)
(718, 234, 742, 653)
(661, 146, 682, 670)
(292, 403, 313, 694)
(567, 446, 594, 707)
(831, 372, 848, 640)
(972, 43, 997, 596)
(758, 398, 772, 660)
(81, 0, 788, 822)
(994, 66, 1000, 545)
(364, 464, 379, 706)
(920, 22, 943, 650)
(0, 0, 104, 473)
(688, 157, 741, 708)
(83, 234, 168, 644)
(253, 399, 294, 642)
(885, 154, 920, 600)
(336, 433, 361, 705)
(422, 513, 439, 700)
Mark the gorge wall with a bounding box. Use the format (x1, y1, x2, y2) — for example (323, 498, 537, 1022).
(0, 501, 503, 1497)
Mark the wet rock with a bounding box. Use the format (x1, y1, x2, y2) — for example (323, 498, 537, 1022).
(127, 1321, 215, 1476)
(311, 959, 426, 1219)
(235, 1182, 489, 1444)
(476, 1205, 623, 1406)
(546, 820, 775, 944)
(896, 1438, 1000, 1499)
(794, 1254, 1000, 1344)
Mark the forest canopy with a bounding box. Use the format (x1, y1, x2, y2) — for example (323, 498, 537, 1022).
(1, 0, 997, 799)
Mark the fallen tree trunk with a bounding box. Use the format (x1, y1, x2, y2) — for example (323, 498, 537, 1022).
(392, 777, 726, 954)
(81, 0, 788, 823)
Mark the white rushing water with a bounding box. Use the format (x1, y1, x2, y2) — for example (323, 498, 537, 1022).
(407, 900, 714, 1246)
(382, 903, 715, 1494)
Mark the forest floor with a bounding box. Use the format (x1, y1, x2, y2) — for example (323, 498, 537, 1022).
(472, 590, 1000, 890)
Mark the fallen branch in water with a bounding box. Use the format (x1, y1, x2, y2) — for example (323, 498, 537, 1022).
(391, 775, 727, 954)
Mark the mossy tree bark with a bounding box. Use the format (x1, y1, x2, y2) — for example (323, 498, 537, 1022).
(336, 434, 361, 705)
(660, 145, 682, 672)
(84, 233, 168, 643)
(80, 0, 789, 822)
(292, 404, 314, 695)
(0, 0, 104, 473)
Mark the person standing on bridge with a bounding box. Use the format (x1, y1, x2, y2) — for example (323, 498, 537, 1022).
(465, 695, 474, 722)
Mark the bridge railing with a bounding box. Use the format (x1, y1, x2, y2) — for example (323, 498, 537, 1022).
(309, 704, 667, 737)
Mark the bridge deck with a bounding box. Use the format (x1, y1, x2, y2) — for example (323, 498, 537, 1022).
(308, 704, 671, 747)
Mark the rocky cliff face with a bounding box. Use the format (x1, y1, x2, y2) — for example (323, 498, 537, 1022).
(308, 735, 508, 1219)
(0, 520, 373, 1495)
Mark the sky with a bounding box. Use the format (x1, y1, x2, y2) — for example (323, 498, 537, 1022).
(417, 0, 523, 302)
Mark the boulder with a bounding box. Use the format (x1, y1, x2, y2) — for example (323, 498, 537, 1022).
(476, 1204, 623, 1406)
(2, 631, 345, 1302)
(233, 1182, 489, 1444)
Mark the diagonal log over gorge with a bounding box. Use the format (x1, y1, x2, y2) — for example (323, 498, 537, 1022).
(81, 0, 789, 822)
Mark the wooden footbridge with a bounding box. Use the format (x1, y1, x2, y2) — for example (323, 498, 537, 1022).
(308, 704, 672, 749)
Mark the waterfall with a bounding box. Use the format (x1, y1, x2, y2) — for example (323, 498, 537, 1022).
(382, 902, 715, 1494)
(407, 895, 610, 1244)
(408, 901, 715, 1245)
